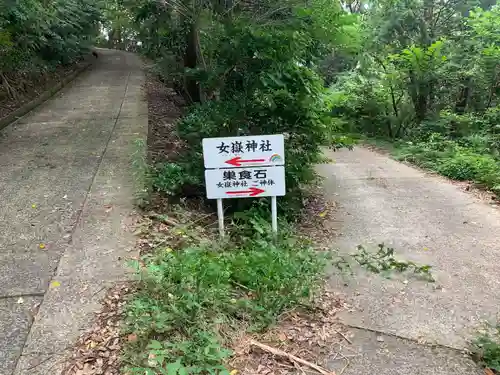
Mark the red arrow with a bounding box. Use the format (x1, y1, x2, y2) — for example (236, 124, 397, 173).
(225, 156, 266, 167)
(226, 187, 265, 197)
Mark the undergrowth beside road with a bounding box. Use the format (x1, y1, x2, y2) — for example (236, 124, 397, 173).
(122, 208, 437, 374)
(473, 323, 500, 373)
(364, 132, 500, 199)
(393, 134, 500, 197)
(122, 208, 327, 375)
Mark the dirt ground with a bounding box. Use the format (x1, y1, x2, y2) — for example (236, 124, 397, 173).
(0, 57, 90, 120)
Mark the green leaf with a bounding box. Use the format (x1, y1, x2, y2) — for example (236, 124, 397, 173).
(147, 340, 163, 350)
(166, 359, 182, 374)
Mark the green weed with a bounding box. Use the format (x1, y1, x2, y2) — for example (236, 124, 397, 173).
(352, 244, 435, 282)
(122, 219, 326, 374)
(131, 139, 152, 208)
(152, 162, 199, 196)
(331, 243, 435, 282)
(393, 134, 500, 196)
(472, 323, 500, 372)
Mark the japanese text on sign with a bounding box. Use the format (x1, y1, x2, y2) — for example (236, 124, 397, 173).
(202, 134, 285, 169)
(216, 139, 273, 154)
(205, 166, 285, 199)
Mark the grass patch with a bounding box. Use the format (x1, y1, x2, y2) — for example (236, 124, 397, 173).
(359, 136, 402, 153)
(472, 323, 500, 372)
(122, 213, 327, 374)
(383, 134, 500, 197)
(131, 138, 152, 208)
(352, 244, 434, 282)
(122, 206, 437, 374)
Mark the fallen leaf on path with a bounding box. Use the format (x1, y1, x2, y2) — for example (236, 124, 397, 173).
(277, 333, 287, 341)
(50, 281, 61, 288)
(127, 333, 137, 343)
(148, 353, 157, 367)
(62, 283, 133, 375)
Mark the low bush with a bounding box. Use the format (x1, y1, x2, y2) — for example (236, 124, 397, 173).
(152, 163, 199, 196)
(472, 323, 500, 372)
(436, 152, 500, 185)
(123, 222, 326, 374)
(393, 133, 500, 196)
(147, 17, 351, 211)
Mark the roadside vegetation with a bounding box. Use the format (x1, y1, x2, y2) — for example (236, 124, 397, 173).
(8, 0, 490, 372)
(118, 1, 355, 373)
(331, 2, 500, 197)
(473, 323, 500, 373)
(124, 210, 329, 374)
(89, 0, 483, 373)
(0, 0, 101, 118)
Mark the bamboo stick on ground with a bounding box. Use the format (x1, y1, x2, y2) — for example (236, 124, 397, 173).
(250, 339, 336, 375)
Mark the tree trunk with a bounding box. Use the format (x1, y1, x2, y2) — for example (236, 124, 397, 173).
(415, 92, 428, 123)
(454, 77, 471, 114)
(408, 71, 428, 123)
(183, 17, 201, 103)
(485, 72, 498, 110)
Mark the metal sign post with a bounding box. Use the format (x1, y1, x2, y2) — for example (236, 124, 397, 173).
(217, 198, 225, 238)
(271, 196, 278, 236)
(202, 134, 286, 238)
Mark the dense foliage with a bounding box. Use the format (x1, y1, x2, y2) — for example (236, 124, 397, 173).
(332, 0, 500, 195)
(107, 0, 500, 199)
(0, 0, 101, 102)
(115, 1, 358, 373)
(124, 219, 326, 374)
(99, 1, 500, 373)
(114, 0, 357, 210)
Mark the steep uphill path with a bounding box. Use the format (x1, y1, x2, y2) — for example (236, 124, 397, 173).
(0, 49, 146, 375)
(319, 146, 499, 374)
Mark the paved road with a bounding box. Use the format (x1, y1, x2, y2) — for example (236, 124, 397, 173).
(319, 147, 500, 374)
(0, 49, 146, 375)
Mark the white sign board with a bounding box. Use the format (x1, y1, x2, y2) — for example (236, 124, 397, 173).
(202, 134, 285, 169)
(205, 166, 285, 199)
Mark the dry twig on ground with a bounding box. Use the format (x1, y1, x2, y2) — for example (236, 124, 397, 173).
(250, 340, 337, 375)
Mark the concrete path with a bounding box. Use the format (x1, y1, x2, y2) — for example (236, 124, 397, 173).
(319, 147, 500, 374)
(0, 49, 146, 375)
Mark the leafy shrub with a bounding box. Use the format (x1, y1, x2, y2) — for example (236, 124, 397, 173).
(152, 163, 199, 196)
(458, 134, 493, 154)
(393, 133, 458, 168)
(123, 225, 326, 374)
(394, 134, 500, 195)
(436, 152, 500, 184)
(483, 107, 500, 157)
(172, 20, 344, 211)
(473, 323, 500, 372)
(412, 112, 479, 140)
